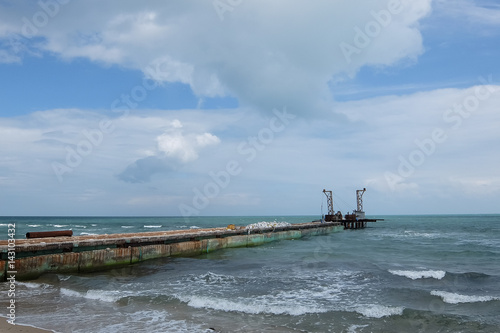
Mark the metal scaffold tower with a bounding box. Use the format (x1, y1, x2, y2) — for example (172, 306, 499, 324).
(323, 189, 334, 216)
(356, 188, 366, 212)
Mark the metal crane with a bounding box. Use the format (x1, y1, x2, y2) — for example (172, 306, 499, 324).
(322, 189, 334, 216)
(355, 188, 366, 219)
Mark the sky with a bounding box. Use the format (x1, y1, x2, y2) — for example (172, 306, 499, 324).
(0, 0, 500, 216)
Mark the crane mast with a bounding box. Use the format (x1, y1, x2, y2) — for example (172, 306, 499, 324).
(355, 188, 366, 219)
(322, 189, 334, 216)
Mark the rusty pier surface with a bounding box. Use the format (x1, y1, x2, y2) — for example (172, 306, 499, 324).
(0, 221, 343, 281)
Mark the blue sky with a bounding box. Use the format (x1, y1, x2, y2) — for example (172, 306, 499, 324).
(1, 0, 499, 216)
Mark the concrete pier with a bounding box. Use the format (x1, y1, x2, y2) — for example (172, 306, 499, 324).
(0, 222, 342, 281)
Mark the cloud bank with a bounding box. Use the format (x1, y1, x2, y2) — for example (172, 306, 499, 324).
(1, 0, 432, 115)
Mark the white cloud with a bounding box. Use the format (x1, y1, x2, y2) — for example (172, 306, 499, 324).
(0, 0, 432, 115)
(156, 122, 220, 163)
(435, 0, 500, 26)
(157, 133, 194, 162)
(0, 81, 499, 215)
(196, 133, 221, 147)
(1, 0, 499, 215)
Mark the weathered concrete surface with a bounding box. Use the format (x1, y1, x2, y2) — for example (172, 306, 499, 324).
(0, 222, 342, 281)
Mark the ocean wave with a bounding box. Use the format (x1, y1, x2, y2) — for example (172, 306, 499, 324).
(189, 226, 200, 229)
(178, 295, 327, 315)
(102, 310, 204, 333)
(189, 272, 237, 285)
(60, 288, 122, 302)
(28, 224, 42, 227)
(121, 225, 134, 228)
(355, 305, 404, 318)
(431, 290, 500, 304)
(53, 224, 69, 228)
(144, 225, 162, 228)
(403, 231, 442, 239)
(173, 272, 353, 316)
(17, 282, 51, 290)
(57, 274, 72, 281)
(381, 230, 444, 240)
(389, 269, 446, 280)
(80, 232, 98, 236)
(446, 271, 492, 281)
(347, 324, 370, 333)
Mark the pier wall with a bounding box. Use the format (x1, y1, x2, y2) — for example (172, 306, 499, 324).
(1, 222, 342, 281)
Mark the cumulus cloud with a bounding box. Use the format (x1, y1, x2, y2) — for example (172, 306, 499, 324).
(116, 119, 221, 183)
(0, 0, 432, 115)
(157, 129, 220, 163)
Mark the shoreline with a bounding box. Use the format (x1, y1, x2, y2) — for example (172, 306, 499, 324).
(0, 319, 53, 333)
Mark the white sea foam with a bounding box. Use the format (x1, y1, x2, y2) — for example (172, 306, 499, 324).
(144, 225, 162, 228)
(179, 295, 326, 315)
(121, 225, 134, 229)
(60, 288, 121, 302)
(53, 224, 69, 228)
(191, 271, 237, 285)
(85, 290, 122, 302)
(105, 310, 204, 333)
(60, 288, 81, 298)
(403, 230, 441, 239)
(171, 269, 372, 318)
(17, 282, 51, 289)
(355, 305, 404, 318)
(189, 226, 200, 229)
(80, 232, 98, 236)
(18, 282, 40, 289)
(431, 290, 500, 304)
(347, 324, 370, 333)
(389, 269, 446, 280)
(28, 224, 41, 227)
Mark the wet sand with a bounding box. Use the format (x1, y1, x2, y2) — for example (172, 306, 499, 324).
(0, 319, 52, 333)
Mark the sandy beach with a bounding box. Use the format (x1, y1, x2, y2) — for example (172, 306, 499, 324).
(0, 319, 52, 333)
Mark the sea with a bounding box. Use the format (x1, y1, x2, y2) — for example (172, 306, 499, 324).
(1, 215, 499, 333)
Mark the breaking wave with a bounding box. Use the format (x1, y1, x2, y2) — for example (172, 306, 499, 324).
(431, 290, 500, 304)
(60, 288, 122, 303)
(177, 295, 327, 316)
(355, 304, 404, 318)
(389, 269, 446, 280)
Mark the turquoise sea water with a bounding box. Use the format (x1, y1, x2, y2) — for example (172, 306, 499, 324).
(1, 215, 499, 332)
